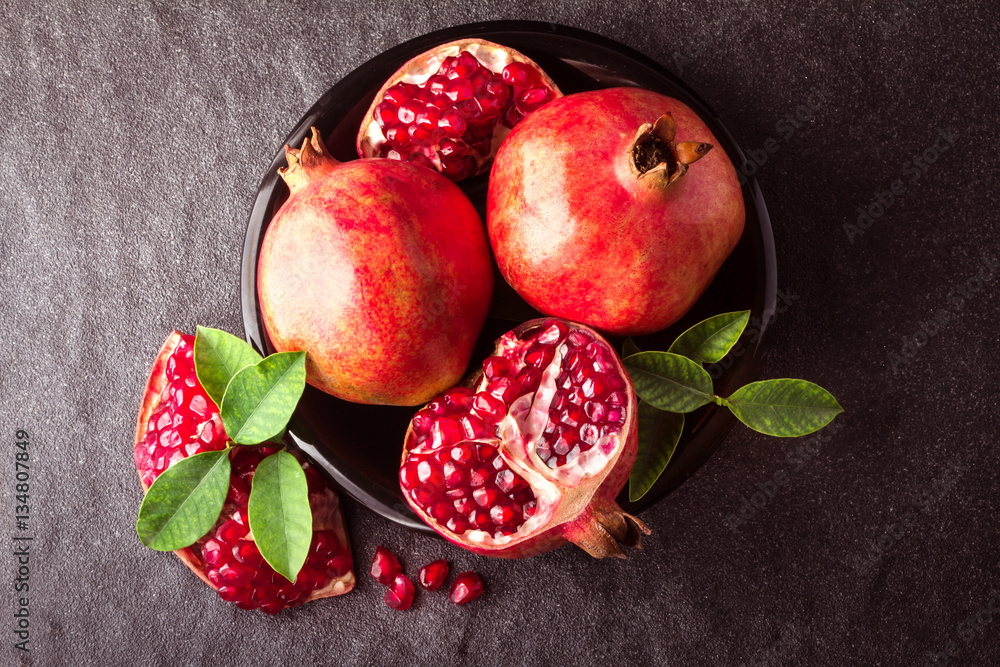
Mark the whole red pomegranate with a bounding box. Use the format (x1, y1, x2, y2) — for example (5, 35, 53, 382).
(258, 128, 494, 406)
(357, 39, 561, 181)
(487, 88, 745, 336)
(400, 319, 649, 558)
(134, 332, 355, 613)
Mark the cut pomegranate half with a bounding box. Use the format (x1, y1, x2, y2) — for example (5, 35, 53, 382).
(400, 319, 649, 559)
(133, 332, 355, 613)
(357, 39, 562, 181)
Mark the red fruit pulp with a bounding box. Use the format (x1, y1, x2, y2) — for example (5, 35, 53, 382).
(384, 574, 416, 611)
(400, 319, 649, 559)
(358, 39, 561, 181)
(449, 572, 483, 605)
(370, 546, 402, 585)
(134, 332, 355, 613)
(418, 559, 449, 591)
(487, 87, 746, 336)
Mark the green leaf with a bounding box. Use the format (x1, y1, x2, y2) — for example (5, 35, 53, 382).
(623, 352, 715, 413)
(248, 451, 312, 583)
(136, 450, 230, 551)
(629, 403, 684, 502)
(195, 326, 263, 408)
(725, 379, 843, 437)
(622, 338, 641, 358)
(220, 351, 306, 445)
(668, 311, 751, 364)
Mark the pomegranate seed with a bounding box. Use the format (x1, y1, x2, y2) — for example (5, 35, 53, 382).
(202, 539, 226, 567)
(515, 367, 541, 393)
(418, 559, 449, 591)
(427, 75, 449, 97)
(490, 502, 521, 526)
(374, 101, 398, 127)
(445, 77, 475, 101)
(443, 461, 470, 488)
(370, 546, 402, 585)
(452, 51, 479, 77)
(217, 519, 249, 546)
(502, 61, 537, 87)
(516, 87, 552, 114)
(232, 540, 265, 568)
(482, 356, 511, 380)
(430, 417, 462, 449)
(430, 500, 455, 523)
(384, 574, 415, 611)
(449, 572, 484, 605)
(383, 82, 417, 105)
(327, 553, 353, 578)
(524, 343, 554, 368)
(473, 487, 500, 508)
(397, 99, 421, 124)
(446, 514, 470, 534)
(469, 464, 493, 488)
(438, 108, 467, 137)
(450, 443, 476, 466)
(471, 391, 505, 422)
(444, 387, 475, 409)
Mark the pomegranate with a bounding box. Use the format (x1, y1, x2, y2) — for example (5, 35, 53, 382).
(134, 332, 355, 613)
(258, 127, 494, 406)
(399, 318, 649, 559)
(449, 572, 484, 605)
(487, 88, 746, 336)
(384, 573, 416, 611)
(357, 39, 561, 181)
(418, 559, 449, 591)
(370, 546, 402, 585)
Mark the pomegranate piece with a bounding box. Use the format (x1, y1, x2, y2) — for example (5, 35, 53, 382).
(357, 39, 562, 181)
(449, 572, 483, 605)
(418, 559, 449, 591)
(384, 573, 416, 611)
(487, 88, 745, 335)
(400, 319, 649, 559)
(258, 128, 494, 406)
(133, 332, 356, 613)
(370, 546, 402, 585)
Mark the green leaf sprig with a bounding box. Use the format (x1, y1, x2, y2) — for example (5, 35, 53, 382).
(136, 327, 314, 583)
(622, 311, 842, 502)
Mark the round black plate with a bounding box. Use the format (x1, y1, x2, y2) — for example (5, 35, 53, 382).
(241, 21, 776, 533)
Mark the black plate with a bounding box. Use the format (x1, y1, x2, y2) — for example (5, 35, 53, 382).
(241, 21, 776, 533)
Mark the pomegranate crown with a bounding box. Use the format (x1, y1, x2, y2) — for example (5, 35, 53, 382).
(629, 112, 713, 187)
(279, 126, 340, 193)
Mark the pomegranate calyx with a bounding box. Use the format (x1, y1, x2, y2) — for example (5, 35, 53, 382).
(279, 127, 342, 194)
(630, 112, 713, 187)
(566, 500, 651, 559)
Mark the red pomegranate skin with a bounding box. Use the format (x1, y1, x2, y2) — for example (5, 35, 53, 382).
(258, 137, 494, 406)
(487, 87, 745, 336)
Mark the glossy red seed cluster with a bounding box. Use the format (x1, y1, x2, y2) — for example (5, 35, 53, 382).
(539, 331, 628, 467)
(401, 321, 629, 538)
(374, 52, 554, 180)
(134, 335, 227, 488)
(136, 334, 352, 615)
(449, 571, 484, 605)
(200, 450, 353, 615)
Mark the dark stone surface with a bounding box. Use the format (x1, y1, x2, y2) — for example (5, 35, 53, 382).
(1, 1, 997, 665)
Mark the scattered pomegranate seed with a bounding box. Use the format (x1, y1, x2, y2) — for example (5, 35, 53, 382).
(418, 559, 449, 591)
(384, 573, 416, 611)
(370, 546, 402, 585)
(449, 571, 483, 605)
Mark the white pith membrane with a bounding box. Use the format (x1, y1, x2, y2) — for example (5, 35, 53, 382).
(401, 320, 635, 553)
(357, 39, 562, 176)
